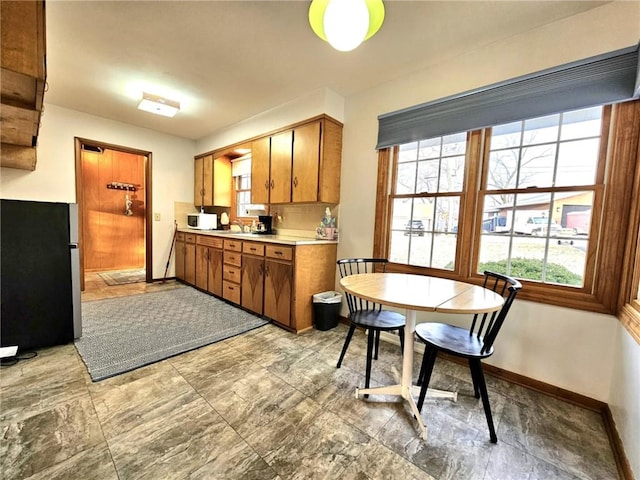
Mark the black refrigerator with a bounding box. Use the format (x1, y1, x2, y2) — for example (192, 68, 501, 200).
(1, 199, 82, 350)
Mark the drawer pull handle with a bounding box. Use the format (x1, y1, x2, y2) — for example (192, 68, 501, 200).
(274, 251, 283, 255)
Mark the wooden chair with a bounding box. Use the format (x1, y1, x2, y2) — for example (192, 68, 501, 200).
(415, 271, 522, 443)
(336, 258, 406, 395)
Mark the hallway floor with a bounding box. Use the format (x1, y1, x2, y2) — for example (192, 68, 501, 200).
(0, 281, 619, 479)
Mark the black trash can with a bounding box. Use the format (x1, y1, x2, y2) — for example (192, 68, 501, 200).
(312, 291, 342, 331)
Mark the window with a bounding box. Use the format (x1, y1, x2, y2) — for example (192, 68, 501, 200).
(478, 106, 603, 287)
(232, 157, 264, 217)
(375, 100, 640, 313)
(389, 133, 466, 269)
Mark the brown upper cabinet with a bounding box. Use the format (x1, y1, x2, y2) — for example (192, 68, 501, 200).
(251, 115, 343, 205)
(194, 154, 232, 207)
(0, 0, 46, 171)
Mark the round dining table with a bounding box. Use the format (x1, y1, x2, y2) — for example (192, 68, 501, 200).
(339, 272, 504, 440)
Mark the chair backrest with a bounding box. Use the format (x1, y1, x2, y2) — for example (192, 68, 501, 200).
(470, 271, 522, 354)
(337, 258, 388, 315)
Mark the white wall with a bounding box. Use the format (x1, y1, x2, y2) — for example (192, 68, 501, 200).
(0, 104, 195, 278)
(609, 325, 640, 478)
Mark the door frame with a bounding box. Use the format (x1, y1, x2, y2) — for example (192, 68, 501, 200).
(74, 137, 153, 289)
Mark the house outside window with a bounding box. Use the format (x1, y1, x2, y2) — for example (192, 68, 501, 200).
(478, 106, 603, 287)
(389, 133, 466, 270)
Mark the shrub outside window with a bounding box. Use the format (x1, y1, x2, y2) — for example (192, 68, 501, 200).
(477, 106, 603, 287)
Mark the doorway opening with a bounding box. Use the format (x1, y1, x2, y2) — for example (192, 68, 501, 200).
(74, 138, 153, 291)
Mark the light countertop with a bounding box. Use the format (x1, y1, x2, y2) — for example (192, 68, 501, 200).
(178, 228, 338, 246)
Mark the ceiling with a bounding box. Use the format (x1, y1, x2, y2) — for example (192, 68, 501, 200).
(45, 1, 607, 140)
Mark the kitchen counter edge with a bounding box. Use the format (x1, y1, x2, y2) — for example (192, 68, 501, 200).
(177, 228, 338, 246)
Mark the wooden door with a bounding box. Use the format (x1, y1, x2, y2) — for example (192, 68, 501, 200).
(194, 156, 204, 206)
(81, 147, 145, 272)
(184, 241, 196, 285)
(269, 131, 292, 204)
(207, 247, 223, 296)
(264, 259, 292, 327)
(251, 137, 271, 204)
(175, 238, 185, 280)
(292, 121, 320, 203)
(195, 244, 208, 290)
(242, 255, 264, 314)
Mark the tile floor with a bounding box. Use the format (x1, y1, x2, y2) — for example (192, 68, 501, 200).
(0, 276, 619, 479)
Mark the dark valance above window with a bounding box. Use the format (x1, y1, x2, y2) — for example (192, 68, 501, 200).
(376, 45, 640, 149)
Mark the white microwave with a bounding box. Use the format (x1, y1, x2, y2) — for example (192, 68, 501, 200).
(187, 213, 217, 230)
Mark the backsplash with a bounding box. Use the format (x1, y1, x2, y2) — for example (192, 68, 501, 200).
(173, 202, 339, 239)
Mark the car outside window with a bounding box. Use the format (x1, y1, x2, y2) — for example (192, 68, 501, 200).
(388, 133, 466, 270)
(478, 106, 602, 287)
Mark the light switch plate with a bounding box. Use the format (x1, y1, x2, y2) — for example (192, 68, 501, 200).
(154, 213, 161, 221)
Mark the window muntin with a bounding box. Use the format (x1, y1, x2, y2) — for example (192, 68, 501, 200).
(479, 107, 602, 287)
(387, 106, 603, 287)
(389, 134, 465, 270)
(235, 173, 264, 217)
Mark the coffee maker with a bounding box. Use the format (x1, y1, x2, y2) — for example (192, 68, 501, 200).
(256, 215, 273, 234)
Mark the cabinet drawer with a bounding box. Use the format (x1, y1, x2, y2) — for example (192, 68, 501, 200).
(224, 251, 242, 267)
(266, 245, 293, 261)
(176, 232, 185, 242)
(224, 239, 242, 252)
(185, 233, 197, 243)
(223, 265, 241, 283)
(223, 281, 241, 304)
(243, 242, 265, 256)
(197, 235, 223, 248)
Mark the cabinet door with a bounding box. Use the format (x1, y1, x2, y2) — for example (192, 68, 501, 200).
(241, 255, 264, 314)
(213, 157, 232, 207)
(292, 121, 321, 203)
(175, 239, 186, 280)
(195, 245, 208, 290)
(264, 259, 292, 327)
(269, 130, 293, 204)
(207, 247, 223, 297)
(202, 155, 214, 206)
(184, 242, 196, 285)
(194, 157, 204, 206)
(251, 137, 270, 204)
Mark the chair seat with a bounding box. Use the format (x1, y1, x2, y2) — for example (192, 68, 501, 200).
(415, 322, 494, 359)
(350, 309, 405, 330)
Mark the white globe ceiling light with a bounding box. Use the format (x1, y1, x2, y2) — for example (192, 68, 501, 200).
(309, 0, 385, 52)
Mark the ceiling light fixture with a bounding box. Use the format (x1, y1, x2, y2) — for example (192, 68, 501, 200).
(137, 92, 180, 117)
(309, 0, 385, 52)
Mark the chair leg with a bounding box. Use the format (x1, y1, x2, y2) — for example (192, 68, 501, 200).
(398, 328, 405, 356)
(469, 359, 480, 399)
(336, 324, 357, 368)
(469, 359, 497, 443)
(416, 347, 438, 412)
(374, 329, 380, 360)
(364, 327, 376, 398)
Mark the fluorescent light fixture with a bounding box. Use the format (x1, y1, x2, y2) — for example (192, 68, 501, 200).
(137, 92, 180, 117)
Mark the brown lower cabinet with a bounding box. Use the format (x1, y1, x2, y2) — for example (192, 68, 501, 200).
(175, 232, 196, 285)
(242, 242, 294, 329)
(195, 236, 223, 296)
(176, 231, 336, 333)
